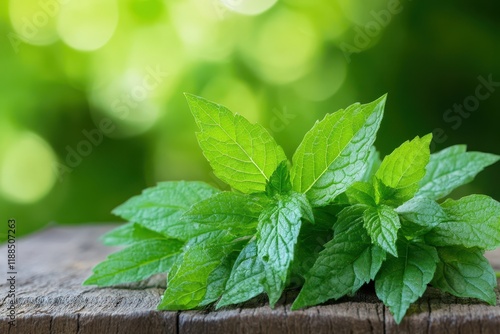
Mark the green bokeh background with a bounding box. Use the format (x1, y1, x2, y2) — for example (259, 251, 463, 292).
(1, 0, 499, 237)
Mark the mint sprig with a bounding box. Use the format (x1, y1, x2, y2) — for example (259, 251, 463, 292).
(84, 94, 500, 324)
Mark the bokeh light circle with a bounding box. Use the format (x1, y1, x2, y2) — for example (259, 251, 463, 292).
(57, 0, 119, 51)
(89, 69, 163, 139)
(9, 0, 60, 46)
(170, 0, 238, 62)
(293, 51, 348, 101)
(0, 132, 57, 204)
(242, 9, 319, 84)
(220, 0, 278, 15)
(201, 77, 261, 124)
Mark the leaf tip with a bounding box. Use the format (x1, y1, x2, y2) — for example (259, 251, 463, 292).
(111, 203, 126, 217)
(486, 296, 497, 306)
(183, 92, 206, 108)
(290, 292, 309, 310)
(214, 300, 225, 310)
(490, 153, 500, 164)
(372, 93, 388, 108)
(290, 301, 302, 311)
(183, 92, 197, 100)
(82, 277, 94, 286)
(388, 305, 408, 325)
(393, 314, 404, 325)
(421, 132, 433, 145)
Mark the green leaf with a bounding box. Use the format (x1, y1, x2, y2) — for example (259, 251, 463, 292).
(395, 196, 446, 237)
(291, 95, 386, 207)
(417, 145, 500, 200)
(292, 205, 386, 309)
(345, 181, 376, 206)
(112, 181, 218, 239)
(363, 205, 400, 257)
(185, 94, 287, 194)
(217, 241, 266, 308)
(361, 146, 382, 182)
(432, 246, 497, 305)
(375, 239, 438, 324)
(180, 192, 265, 239)
(89, 93, 500, 322)
(199, 252, 239, 307)
(101, 222, 167, 246)
(425, 195, 500, 250)
(374, 134, 432, 206)
(256, 192, 313, 306)
(266, 160, 292, 197)
(158, 231, 243, 310)
(83, 239, 183, 286)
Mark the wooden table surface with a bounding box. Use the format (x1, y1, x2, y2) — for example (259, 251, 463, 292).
(1, 224, 500, 334)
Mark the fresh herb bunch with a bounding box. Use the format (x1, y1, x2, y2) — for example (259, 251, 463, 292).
(84, 94, 500, 323)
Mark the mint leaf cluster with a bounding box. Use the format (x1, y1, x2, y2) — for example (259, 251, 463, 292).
(84, 94, 500, 323)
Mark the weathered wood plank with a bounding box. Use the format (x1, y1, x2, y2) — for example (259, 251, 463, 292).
(0, 225, 177, 334)
(1, 225, 499, 334)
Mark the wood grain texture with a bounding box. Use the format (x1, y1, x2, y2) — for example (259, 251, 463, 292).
(1, 225, 499, 334)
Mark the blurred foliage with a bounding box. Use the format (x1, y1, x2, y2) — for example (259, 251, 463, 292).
(0, 0, 499, 236)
